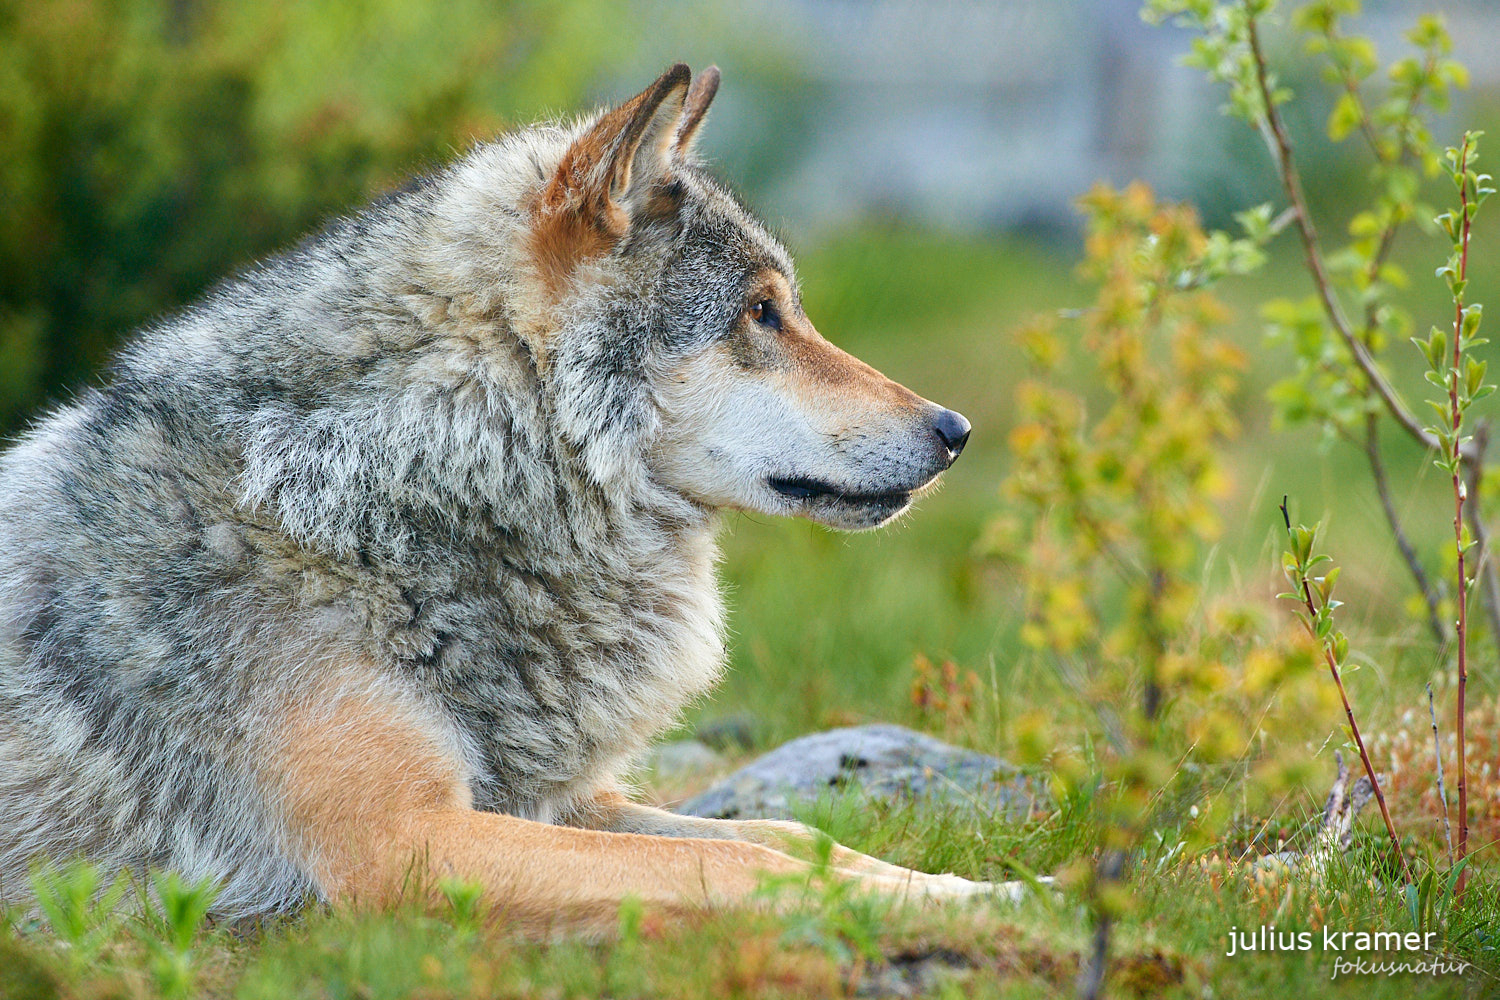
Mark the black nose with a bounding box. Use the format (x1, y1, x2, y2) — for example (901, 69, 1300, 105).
(933, 408, 971, 462)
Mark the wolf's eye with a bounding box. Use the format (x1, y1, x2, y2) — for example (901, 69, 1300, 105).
(748, 300, 781, 331)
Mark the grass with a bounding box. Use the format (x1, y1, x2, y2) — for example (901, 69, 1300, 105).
(4, 224, 1499, 997)
(6, 796, 1494, 997)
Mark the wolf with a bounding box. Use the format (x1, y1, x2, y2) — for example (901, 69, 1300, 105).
(0, 64, 996, 932)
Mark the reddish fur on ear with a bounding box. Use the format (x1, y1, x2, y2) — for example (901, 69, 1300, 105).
(529, 65, 692, 294)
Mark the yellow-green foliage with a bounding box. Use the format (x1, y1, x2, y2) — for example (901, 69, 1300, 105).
(990, 183, 1339, 882)
(1001, 183, 1247, 678)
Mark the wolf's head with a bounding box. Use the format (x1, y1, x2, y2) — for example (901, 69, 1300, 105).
(494, 64, 969, 531)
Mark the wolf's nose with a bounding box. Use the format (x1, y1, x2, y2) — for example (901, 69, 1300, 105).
(933, 408, 971, 462)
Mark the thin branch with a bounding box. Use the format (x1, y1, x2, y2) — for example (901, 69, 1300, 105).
(1304, 623, 1411, 883)
(1244, 10, 1438, 453)
(1302, 618, 1411, 883)
(1280, 501, 1412, 885)
(1448, 135, 1475, 901)
(1428, 683, 1456, 867)
(1334, 74, 1385, 157)
(1364, 414, 1447, 644)
(1317, 24, 1388, 163)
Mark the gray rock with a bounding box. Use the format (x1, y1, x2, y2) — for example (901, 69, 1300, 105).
(677, 724, 1039, 821)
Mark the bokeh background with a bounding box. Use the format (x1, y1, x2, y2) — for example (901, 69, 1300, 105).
(4, 0, 1500, 745)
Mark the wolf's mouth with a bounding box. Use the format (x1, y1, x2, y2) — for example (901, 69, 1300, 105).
(767, 476, 912, 508)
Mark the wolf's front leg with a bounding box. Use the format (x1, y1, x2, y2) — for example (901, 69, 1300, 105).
(566, 791, 1024, 901)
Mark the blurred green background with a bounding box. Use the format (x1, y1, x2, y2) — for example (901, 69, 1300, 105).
(3, 0, 1499, 750)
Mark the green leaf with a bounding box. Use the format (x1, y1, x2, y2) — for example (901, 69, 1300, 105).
(1235, 203, 1274, 241)
(1462, 303, 1483, 341)
(1328, 91, 1362, 142)
(1290, 528, 1307, 563)
(1427, 326, 1448, 370)
(1467, 356, 1488, 398)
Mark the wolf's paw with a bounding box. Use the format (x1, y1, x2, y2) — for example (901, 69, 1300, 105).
(918, 872, 991, 897)
(987, 875, 1055, 903)
(857, 868, 1055, 907)
(913, 873, 1055, 904)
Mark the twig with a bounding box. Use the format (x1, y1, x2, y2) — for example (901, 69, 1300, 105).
(1447, 134, 1475, 901)
(1329, 62, 1385, 157)
(1280, 500, 1413, 885)
(1303, 611, 1411, 884)
(1244, 9, 1437, 453)
(1428, 683, 1456, 867)
(1364, 414, 1447, 645)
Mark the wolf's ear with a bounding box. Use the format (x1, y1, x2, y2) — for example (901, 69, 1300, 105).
(674, 66, 720, 156)
(542, 64, 692, 224)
